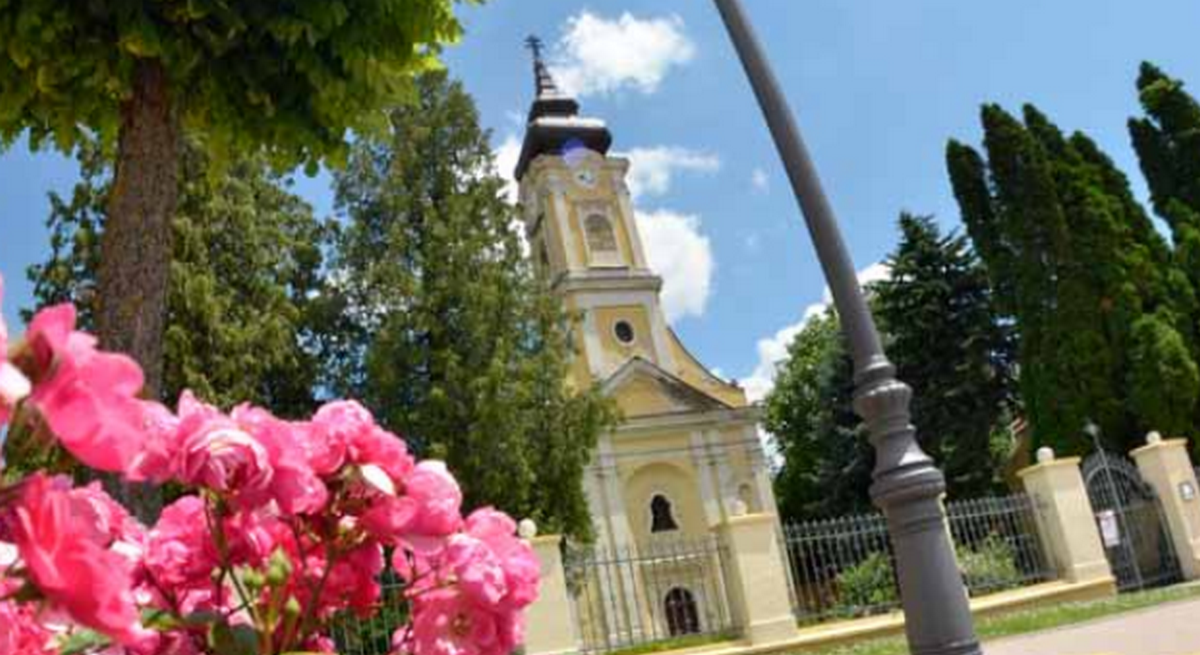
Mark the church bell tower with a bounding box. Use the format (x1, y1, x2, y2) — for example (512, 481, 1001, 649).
(513, 37, 775, 555)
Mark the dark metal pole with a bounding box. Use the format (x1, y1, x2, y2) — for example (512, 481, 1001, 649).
(711, 2, 982, 653)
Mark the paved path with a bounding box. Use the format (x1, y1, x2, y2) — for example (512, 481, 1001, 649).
(984, 596, 1200, 655)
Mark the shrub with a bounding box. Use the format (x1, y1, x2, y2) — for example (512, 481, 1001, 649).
(835, 552, 899, 616)
(959, 535, 1022, 594)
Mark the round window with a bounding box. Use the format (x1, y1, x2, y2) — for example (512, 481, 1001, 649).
(614, 320, 636, 345)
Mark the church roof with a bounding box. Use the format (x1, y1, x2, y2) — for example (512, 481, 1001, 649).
(601, 356, 734, 415)
(514, 36, 613, 182)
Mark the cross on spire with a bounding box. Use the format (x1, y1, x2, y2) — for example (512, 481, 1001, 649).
(525, 35, 544, 65)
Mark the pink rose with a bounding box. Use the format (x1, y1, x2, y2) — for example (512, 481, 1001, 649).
(0, 276, 31, 428)
(7, 474, 151, 646)
(315, 400, 415, 482)
(175, 393, 274, 500)
(0, 599, 54, 655)
(405, 588, 521, 655)
(125, 400, 181, 483)
(403, 461, 464, 543)
(25, 304, 147, 473)
(143, 496, 217, 593)
(464, 509, 540, 610)
(323, 542, 385, 617)
(234, 404, 328, 515)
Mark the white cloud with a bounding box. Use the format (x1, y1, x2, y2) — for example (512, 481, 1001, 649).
(551, 11, 695, 98)
(493, 134, 522, 204)
(636, 209, 714, 324)
(741, 263, 891, 404)
(620, 147, 720, 201)
(751, 168, 770, 194)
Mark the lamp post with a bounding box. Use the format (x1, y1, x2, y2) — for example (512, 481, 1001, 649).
(711, 1, 982, 653)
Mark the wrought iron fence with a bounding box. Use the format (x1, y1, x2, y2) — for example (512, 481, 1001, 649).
(781, 493, 1054, 624)
(330, 570, 408, 655)
(564, 535, 740, 654)
(946, 494, 1056, 597)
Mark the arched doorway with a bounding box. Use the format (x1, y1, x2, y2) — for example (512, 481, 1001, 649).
(664, 587, 700, 636)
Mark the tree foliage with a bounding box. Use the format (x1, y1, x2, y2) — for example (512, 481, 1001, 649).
(875, 213, 1015, 498)
(26, 140, 328, 416)
(766, 214, 1015, 518)
(0, 0, 465, 398)
(764, 309, 873, 519)
(0, 0, 463, 164)
(327, 71, 613, 537)
(947, 101, 1195, 454)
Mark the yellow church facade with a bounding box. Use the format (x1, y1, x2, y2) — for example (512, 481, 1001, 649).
(513, 50, 780, 560)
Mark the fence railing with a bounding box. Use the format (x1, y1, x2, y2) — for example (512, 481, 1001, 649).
(781, 493, 1054, 624)
(946, 494, 1056, 597)
(564, 534, 740, 654)
(329, 570, 408, 655)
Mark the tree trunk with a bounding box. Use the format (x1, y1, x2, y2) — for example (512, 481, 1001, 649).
(97, 59, 180, 400)
(96, 60, 179, 520)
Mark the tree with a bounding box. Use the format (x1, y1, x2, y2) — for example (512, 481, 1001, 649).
(766, 214, 1016, 520)
(26, 140, 328, 417)
(874, 214, 1015, 497)
(0, 0, 463, 397)
(764, 309, 874, 519)
(328, 71, 613, 537)
(947, 103, 1193, 453)
(1129, 63, 1200, 240)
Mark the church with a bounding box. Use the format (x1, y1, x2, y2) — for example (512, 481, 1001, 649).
(512, 43, 781, 558)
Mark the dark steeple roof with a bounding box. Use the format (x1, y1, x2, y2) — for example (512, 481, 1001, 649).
(514, 36, 613, 182)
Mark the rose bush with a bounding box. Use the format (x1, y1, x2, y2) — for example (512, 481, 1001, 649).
(0, 275, 540, 655)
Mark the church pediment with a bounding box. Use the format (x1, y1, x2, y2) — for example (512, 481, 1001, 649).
(601, 357, 732, 418)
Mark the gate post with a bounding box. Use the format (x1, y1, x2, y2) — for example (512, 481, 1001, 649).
(1018, 448, 1114, 586)
(713, 512, 798, 646)
(1131, 433, 1200, 580)
(524, 533, 582, 655)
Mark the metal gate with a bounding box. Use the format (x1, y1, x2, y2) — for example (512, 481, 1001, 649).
(1082, 451, 1182, 591)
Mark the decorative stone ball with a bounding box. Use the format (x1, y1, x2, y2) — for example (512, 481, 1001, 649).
(1147, 431, 1163, 445)
(731, 499, 749, 517)
(1036, 446, 1055, 464)
(518, 518, 538, 540)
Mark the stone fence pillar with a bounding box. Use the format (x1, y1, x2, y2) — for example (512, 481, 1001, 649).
(1018, 448, 1113, 585)
(524, 533, 581, 655)
(713, 512, 798, 646)
(1131, 432, 1200, 580)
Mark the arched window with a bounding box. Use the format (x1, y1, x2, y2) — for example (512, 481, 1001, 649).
(664, 588, 700, 636)
(584, 213, 618, 254)
(650, 494, 679, 533)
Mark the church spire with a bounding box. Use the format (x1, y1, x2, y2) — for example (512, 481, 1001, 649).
(525, 35, 561, 99)
(514, 35, 612, 181)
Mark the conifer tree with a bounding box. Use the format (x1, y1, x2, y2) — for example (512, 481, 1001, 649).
(26, 141, 328, 416)
(947, 104, 1196, 453)
(328, 71, 613, 537)
(875, 214, 1015, 497)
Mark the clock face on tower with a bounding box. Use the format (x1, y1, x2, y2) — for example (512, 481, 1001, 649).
(575, 167, 596, 188)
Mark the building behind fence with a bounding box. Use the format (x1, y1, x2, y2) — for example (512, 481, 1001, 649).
(564, 535, 740, 654)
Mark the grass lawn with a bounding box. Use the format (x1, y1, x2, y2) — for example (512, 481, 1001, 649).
(799, 583, 1200, 655)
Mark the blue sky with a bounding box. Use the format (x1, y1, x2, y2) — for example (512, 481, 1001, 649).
(3, 1, 1199, 402)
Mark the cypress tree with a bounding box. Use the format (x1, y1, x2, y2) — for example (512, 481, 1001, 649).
(329, 71, 613, 537)
(948, 103, 1197, 453)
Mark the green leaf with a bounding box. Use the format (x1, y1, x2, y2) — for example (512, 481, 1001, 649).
(210, 621, 259, 655)
(59, 629, 111, 655)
